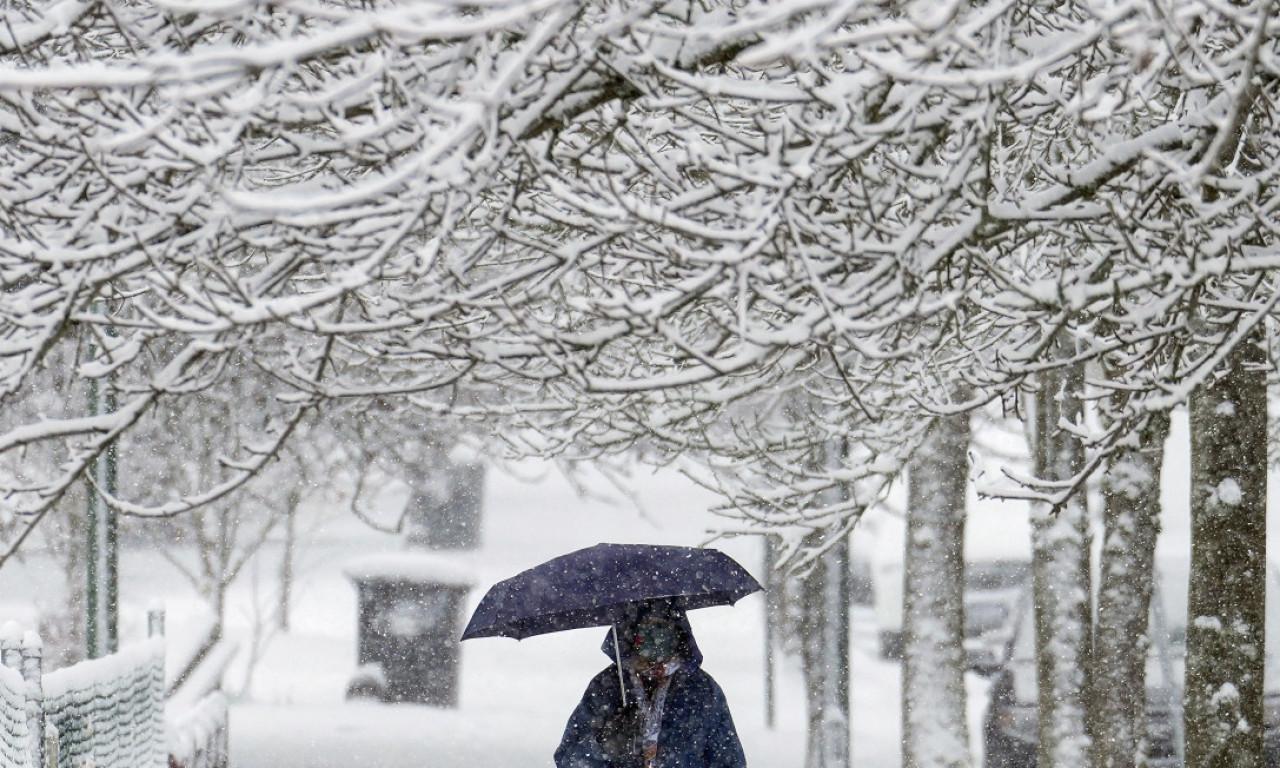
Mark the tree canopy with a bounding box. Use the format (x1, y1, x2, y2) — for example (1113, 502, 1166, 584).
(0, 0, 1276, 554)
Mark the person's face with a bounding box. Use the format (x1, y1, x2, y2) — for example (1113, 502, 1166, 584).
(631, 618, 680, 665)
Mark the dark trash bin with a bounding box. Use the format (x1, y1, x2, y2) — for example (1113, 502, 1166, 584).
(344, 553, 474, 706)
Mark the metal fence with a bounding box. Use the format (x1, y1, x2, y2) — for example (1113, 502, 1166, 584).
(0, 619, 166, 768)
(42, 638, 166, 768)
(0, 614, 231, 768)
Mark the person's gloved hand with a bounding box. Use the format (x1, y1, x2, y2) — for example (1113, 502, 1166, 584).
(596, 702, 643, 765)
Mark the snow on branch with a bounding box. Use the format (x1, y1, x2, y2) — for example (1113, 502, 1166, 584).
(0, 0, 1277, 551)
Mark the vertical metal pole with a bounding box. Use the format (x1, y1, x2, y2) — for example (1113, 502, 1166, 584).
(20, 631, 44, 768)
(763, 533, 777, 729)
(0, 622, 20, 670)
(86, 316, 118, 659)
(148, 606, 166, 639)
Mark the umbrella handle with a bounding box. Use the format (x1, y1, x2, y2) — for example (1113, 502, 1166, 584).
(613, 623, 627, 707)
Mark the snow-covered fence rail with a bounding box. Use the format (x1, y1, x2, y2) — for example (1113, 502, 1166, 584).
(166, 692, 228, 768)
(0, 619, 165, 768)
(163, 605, 231, 768)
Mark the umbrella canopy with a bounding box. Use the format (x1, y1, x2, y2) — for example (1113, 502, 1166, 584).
(461, 543, 762, 641)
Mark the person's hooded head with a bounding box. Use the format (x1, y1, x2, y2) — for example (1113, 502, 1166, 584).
(603, 599, 702, 672)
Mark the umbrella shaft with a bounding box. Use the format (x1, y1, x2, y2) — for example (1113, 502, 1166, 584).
(613, 624, 628, 707)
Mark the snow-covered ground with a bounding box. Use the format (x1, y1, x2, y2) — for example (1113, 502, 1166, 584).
(226, 462, 912, 768)
(9, 409, 1280, 768)
(0, 459, 1000, 768)
(229, 461, 806, 768)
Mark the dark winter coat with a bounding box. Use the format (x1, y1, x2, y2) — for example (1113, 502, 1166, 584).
(554, 611, 746, 768)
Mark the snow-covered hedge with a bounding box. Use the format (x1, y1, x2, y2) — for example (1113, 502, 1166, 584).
(42, 638, 165, 768)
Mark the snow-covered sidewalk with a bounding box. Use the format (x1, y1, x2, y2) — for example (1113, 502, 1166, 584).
(227, 462, 811, 767)
(226, 599, 931, 768)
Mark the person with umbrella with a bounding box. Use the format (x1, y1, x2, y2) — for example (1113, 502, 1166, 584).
(461, 543, 758, 768)
(554, 598, 747, 768)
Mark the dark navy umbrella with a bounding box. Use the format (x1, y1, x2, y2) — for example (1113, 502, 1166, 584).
(461, 543, 762, 641)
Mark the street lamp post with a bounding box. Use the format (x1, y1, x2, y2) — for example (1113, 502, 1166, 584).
(85, 329, 118, 659)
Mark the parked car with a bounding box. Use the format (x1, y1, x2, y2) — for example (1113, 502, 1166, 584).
(963, 560, 1029, 676)
(983, 560, 1280, 768)
(871, 555, 1028, 664)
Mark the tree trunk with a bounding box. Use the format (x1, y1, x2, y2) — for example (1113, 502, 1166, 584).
(1092, 411, 1170, 768)
(1030, 355, 1092, 768)
(801, 442, 852, 768)
(902, 412, 972, 768)
(1184, 329, 1267, 768)
(280, 491, 298, 631)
